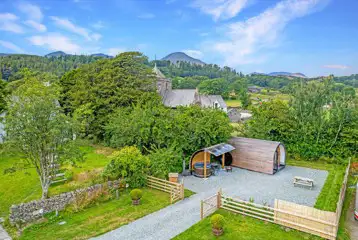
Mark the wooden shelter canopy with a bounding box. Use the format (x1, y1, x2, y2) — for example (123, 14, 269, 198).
(204, 143, 235, 156)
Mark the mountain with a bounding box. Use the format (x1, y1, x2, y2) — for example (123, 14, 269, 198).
(268, 72, 306, 78)
(45, 51, 68, 58)
(0, 53, 10, 56)
(162, 52, 206, 65)
(90, 53, 112, 58)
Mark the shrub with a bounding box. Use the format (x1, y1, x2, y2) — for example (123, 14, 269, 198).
(130, 189, 143, 200)
(102, 146, 150, 188)
(148, 147, 182, 179)
(210, 214, 225, 229)
(64, 169, 74, 181)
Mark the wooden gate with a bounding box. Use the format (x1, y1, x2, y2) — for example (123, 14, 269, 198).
(147, 175, 184, 203)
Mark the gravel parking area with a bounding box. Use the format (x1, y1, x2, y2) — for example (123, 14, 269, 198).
(184, 166, 328, 207)
(94, 166, 328, 240)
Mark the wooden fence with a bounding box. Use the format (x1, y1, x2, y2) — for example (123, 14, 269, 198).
(200, 194, 219, 219)
(199, 161, 351, 239)
(147, 175, 184, 203)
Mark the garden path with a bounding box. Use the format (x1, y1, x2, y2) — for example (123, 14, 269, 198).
(0, 224, 11, 240)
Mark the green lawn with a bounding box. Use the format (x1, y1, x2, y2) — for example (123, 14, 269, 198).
(19, 188, 170, 240)
(0, 144, 112, 217)
(225, 99, 241, 108)
(173, 209, 321, 240)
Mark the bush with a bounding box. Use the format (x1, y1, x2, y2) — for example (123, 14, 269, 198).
(210, 214, 225, 229)
(148, 147, 182, 179)
(130, 189, 143, 200)
(64, 169, 74, 181)
(102, 146, 150, 188)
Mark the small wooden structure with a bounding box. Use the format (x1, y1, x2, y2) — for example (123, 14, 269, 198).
(168, 173, 179, 183)
(229, 137, 286, 174)
(189, 143, 235, 178)
(293, 176, 314, 189)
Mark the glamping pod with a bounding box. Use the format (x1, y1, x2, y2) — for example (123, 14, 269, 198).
(228, 137, 286, 174)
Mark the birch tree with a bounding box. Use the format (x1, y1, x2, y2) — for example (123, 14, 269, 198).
(5, 70, 77, 198)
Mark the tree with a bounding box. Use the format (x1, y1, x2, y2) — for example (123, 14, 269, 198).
(60, 52, 158, 139)
(0, 79, 7, 113)
(102, 146, 150, 188)
(5, 70, 79, 198)
(245, 78, 357, 161)
(198, 78, 229, 97)
(148, 147, 182, 179)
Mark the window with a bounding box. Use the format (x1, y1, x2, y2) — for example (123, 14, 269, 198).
(214, 102, 219, 108)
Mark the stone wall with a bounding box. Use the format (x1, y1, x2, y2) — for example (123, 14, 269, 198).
(9, 179, 121, 225)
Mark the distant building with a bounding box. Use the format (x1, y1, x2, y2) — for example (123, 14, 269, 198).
(154, 65, 227, 112)
(248, 86, 262, 93)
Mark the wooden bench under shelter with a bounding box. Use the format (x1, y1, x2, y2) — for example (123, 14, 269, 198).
(293, 176, 314, 189)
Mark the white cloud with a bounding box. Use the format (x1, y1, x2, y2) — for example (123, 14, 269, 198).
(17, 2, 43, 21)
(91, 33, 102, 41)
(28, 33, 81, 53)
(137, 13, 155, 19)
(192, 0, 250, 21)
(24, 20, 47, 32)
(322, 65, 350, 70)
(210, 0, 326, 66)
(0, 13, 18, 21)
(50, 16, 100, 41)
(91, 21, 105, 29)
(107, 48, 126, 56)
(0, 13, 24, 33)
(183, 49, 203, 59)
(0, 40, 24, 53)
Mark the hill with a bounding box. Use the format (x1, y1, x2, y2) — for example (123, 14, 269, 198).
(90, 53, 112, 58)
(268, 72, 306, 78)
(162, 52, 205, 65)
(45, 51, 68, 58)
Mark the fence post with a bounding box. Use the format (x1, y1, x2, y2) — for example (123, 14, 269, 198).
(200, 200, 204, 219)
(217, 188, 222, 209)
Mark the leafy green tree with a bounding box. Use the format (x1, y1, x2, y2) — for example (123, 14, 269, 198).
(102, 146, 150, 188)
(105, 103, 232, 164)
(0, 79, 7, 113)
(148, 147, 182, 179)
(198, 78, 229, 97)
(4, 70, 80, 198)
(60, 52, 158, 139)
(245, 78, 357, 161)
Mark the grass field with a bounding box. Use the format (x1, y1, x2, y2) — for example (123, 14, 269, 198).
(0, 144, 112, 217)
(225, 99, 241, 108)
(19, 188, 170, 240)
(173, 209, 321, 240)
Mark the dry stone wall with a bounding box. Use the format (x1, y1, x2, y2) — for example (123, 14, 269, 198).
(9, 180, 121, 225)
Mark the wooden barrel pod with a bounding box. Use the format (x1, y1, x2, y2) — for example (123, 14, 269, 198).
(228, 137, 286, 174)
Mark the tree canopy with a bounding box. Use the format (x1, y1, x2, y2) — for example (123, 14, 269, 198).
(60, 52, 158, 139)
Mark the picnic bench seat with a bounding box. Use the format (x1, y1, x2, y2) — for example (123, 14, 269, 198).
(293, 176, 314, 189)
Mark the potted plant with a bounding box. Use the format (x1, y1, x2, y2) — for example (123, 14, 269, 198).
(130, 189, 143, 205)
(210, 214, 225, 236)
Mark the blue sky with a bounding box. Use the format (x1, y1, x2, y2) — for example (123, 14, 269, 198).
(0, 0, 357, 77)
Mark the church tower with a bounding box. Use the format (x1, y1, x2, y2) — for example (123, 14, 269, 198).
(153, 63, 172, 98)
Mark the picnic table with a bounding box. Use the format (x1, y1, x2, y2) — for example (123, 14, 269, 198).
(293, 176, 314, 189)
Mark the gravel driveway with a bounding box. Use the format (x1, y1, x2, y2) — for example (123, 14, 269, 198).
(94, 166, 327, 240)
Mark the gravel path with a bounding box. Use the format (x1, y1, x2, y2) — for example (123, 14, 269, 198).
(0, 225, 11, 240)
(94, 166, 327, 240)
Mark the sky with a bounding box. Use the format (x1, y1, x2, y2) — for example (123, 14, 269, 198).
(0, 0, 357, 77)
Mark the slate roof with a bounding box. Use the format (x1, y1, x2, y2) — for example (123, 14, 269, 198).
(163, 89, 197, 107)
(200, 95, 227, 109)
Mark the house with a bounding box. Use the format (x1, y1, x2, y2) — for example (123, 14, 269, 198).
(248, 86, 262, 93)
(154, 65, 227, 112)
